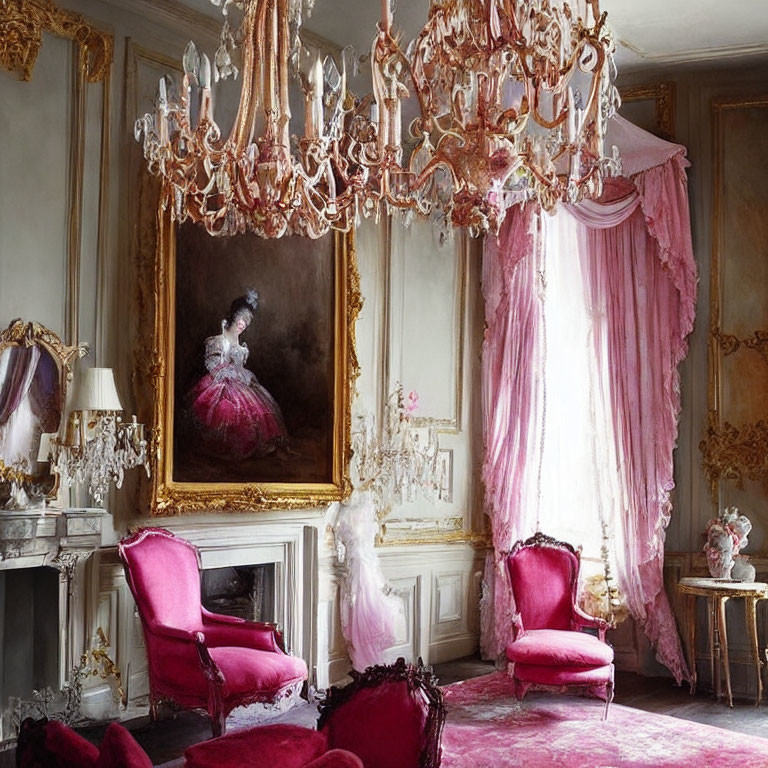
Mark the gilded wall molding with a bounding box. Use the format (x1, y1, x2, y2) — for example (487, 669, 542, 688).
(712, 327, 768, 367)
(618, 81, 675, 140)
(704, 94, 768, 508)
(0, 0, 113, 83)
(1, 0, 113, 351)
(378, 529, 491, 549)
(384, 223, 468, 433)
(700, 413, 768, 499)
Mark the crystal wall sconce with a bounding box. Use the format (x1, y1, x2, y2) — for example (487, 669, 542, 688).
(48, 368, 149, 505)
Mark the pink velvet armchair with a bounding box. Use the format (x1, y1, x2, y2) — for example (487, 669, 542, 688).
(504, 531, 615, 718)
(184, 658, 446, 768)
(119, 527, 307, 737)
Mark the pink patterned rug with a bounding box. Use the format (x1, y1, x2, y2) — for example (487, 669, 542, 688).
(441, 673, 768, 768)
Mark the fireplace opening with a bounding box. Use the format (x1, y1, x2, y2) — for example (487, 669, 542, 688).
(0, 566, 59, 708)
(201, 564, 275, 624)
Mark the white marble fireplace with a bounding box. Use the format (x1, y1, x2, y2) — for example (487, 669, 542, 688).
(0, 508, 104, 745)
(174, 518, 317, 662)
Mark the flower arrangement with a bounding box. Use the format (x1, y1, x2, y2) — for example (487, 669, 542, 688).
(581, 573, 628, 627)
(703, 506, 753, 581)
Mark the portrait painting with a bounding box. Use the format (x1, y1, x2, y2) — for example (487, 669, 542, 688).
(149, 213, 358, 514)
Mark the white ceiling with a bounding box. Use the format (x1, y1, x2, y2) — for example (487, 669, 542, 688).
(182, 0, 768, 72)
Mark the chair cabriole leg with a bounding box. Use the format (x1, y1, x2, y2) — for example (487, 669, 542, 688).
(603, 680, 614, 721)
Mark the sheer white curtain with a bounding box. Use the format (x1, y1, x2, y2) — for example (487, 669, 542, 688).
(537, 211, 621, 576)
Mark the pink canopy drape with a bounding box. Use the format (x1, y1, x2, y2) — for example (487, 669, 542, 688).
(481, 116, 697, 680)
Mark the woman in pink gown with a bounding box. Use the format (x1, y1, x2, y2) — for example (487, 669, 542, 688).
(187, 290, 287, 460)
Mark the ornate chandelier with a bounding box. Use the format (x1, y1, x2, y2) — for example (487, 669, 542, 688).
(136, 0, 621, 237)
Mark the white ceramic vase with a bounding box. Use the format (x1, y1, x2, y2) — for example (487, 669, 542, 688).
(704, 530, 735, 579)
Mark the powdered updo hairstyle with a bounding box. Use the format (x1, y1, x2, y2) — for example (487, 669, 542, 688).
(225, 289, 259, 331)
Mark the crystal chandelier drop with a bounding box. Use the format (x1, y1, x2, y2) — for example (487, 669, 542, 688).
(136, 0, 621, 238)
(351, 386, 443, 505)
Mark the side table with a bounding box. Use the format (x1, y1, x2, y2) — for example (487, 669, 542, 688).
(677, 577, 768, 707)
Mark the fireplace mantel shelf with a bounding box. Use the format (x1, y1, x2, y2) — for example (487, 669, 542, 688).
(0, 508, 104, 572)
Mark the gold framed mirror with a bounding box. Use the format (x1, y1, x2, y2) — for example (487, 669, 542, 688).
(0, 319, 87, 508)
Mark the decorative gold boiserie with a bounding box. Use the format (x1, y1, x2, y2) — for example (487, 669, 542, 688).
(0, 0, 112, 82)
(135, 0, 621, 238)
(700, 414, 768, 498)
(712, 327, 768, 368)
(702, 95, 768, 506)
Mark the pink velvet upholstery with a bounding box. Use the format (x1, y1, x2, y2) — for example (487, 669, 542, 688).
(183, 660, 444, 768)
(511, 663, 614, 688)
(318, 658, 444, 768)
(506, 546, 578, 630)
(505, 629, 614, 667)
(16, 718, 100, 768)
(305, 750, 364, 768)
(95, 723, 153, 768)
(185, 724, 328, 768)
(504, 532, 615, 718)
(15, 718, 152, 768)
(322, 680, 428, 768)
(119, 528, 307, 737)
(184, 727, 366, 768)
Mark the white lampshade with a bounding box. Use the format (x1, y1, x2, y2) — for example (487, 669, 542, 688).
(37, 432, 55, 462)
(70, 367, 123, 412)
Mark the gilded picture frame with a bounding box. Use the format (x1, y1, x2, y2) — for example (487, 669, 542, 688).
(618, 82, 675, 141)
(148, 210, 360, 515)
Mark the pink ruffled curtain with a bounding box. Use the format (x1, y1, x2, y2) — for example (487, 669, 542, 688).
(480, 204, 543, 659)
(481, 118, 696, 680)
(572, 152, 696, 683)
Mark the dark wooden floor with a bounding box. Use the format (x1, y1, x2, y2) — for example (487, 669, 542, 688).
(74, 656, 768, 764)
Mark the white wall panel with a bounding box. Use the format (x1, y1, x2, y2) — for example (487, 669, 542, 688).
(0, 34, 70, 334)
(389, 216, 464, 429)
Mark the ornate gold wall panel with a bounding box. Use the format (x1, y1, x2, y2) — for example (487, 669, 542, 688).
(0, 0, 113, 350)
(712, 327, 768, 367)
(0, 0, 112, 83)
(701, 415, 768, 494)
(702, 94, 768, 506)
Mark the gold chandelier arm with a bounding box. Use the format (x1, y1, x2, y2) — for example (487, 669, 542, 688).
(264, 0, 278, 133)
(231, 1, 263, 152)
(277, 0, 292, 152)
